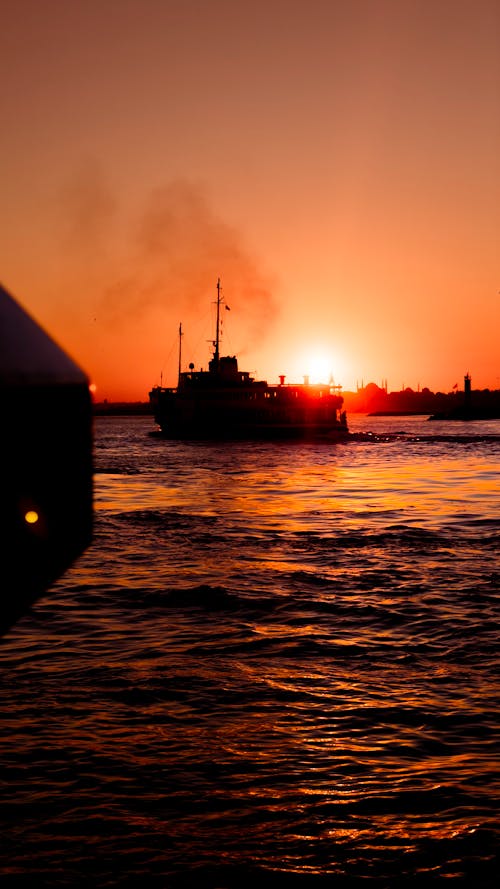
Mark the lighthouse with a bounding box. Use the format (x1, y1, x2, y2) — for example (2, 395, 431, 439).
(464, 372, 471, 414)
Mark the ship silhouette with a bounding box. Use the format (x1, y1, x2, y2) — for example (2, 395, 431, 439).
(149, 280, 348, 440)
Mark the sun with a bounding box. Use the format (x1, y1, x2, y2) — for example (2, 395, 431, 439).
(303, 350, 335, 385)
(285, 343, 349, 387)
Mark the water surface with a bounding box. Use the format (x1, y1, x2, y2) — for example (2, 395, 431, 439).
(1, 415, 499, 887)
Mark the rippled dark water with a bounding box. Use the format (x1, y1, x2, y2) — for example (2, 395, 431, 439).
(1, 415, 499, 887)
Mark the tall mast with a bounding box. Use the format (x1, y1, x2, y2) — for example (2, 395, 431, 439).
(178, 322, 183, 384)
(214, 278, 221, 368)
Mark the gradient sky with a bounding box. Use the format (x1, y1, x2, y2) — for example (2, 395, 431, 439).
(1, 0, 499, 400)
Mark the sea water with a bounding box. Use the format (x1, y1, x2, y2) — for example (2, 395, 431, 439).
(1, 414, 499, 887)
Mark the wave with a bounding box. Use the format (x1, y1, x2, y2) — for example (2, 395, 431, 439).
(349, 431, 500, 444)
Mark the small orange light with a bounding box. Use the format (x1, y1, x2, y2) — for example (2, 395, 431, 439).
(24, 510, 39, 524)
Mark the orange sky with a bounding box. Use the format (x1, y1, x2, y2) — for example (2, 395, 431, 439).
(1, 0, 499, 400)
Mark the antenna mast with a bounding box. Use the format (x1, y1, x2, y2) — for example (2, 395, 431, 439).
(178, 322, 183, 384)
(214, 278, 222, 368)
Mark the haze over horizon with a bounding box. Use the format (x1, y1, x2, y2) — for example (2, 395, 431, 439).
(1, 0, 499, 401)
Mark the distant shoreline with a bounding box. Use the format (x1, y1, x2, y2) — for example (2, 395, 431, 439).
(93, 402, 151, 416)
(93, 402, 500, 419)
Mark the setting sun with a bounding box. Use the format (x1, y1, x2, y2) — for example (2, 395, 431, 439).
(301, 349, 335, 385)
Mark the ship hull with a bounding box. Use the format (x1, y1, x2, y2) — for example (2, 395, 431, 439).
(152, 421, 349, 441)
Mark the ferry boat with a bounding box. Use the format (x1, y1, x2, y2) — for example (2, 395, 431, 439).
(149, 281, 348, 440)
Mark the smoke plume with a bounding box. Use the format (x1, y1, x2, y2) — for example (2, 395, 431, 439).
(106, 180, 278, 345)
(55, 167, 279, 394)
